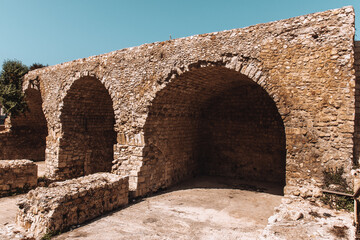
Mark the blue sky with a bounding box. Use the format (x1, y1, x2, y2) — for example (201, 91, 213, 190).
(0, 0, 359, 66)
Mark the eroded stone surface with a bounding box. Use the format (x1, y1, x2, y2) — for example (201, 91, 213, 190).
(0, 6, 356, 198)
(53, 177, 283, 240)
(16, 173, 129, 239)
(261, 197, 355, 240)
(0, 160, 37, 197)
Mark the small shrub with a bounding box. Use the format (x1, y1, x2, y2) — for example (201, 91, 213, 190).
(321, 193, 354, 212)
(321, 167, 353, 212)
(29, 63, 47, 71)
(323, 167, 348, 191)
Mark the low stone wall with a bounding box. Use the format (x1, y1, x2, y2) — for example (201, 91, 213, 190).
(0, 160, 37, 197)
(0, 128, 47, 162)
(16, 173, 129, 239)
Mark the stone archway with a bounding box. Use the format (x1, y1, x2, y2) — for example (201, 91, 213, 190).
(138, 65, 286, 194)
(58, 76, 116, 179)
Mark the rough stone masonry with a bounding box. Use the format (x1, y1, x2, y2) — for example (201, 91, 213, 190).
(0, 6, 357, 197)
(16, 173, 129, 239)
(0, 160, 37, 197)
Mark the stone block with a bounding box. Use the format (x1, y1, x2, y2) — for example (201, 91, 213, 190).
(0, 160, 37, 197)
(16, 173, 129, 239)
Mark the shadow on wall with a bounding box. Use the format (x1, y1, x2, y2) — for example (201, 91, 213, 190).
(0, 88, 47, 161)
(353, 41, 360, 168)
(58, 76, 116, 179)
(136, 65, 286, 196)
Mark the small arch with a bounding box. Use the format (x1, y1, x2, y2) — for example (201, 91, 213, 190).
(58, 76, 116, 179)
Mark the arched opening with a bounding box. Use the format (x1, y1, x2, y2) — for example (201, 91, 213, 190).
(140, 66, 286, 194)
(0, 88, 47, 162)
(59, 76, 116, 179)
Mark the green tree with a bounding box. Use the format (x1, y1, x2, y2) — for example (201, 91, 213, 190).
(0, 60, 29, 116)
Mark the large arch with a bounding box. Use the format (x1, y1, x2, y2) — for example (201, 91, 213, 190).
(137, 65, 286, 194)
(58, 76, 116, 179)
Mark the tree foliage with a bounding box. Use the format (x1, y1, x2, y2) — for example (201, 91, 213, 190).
(0, 60, 29, 116)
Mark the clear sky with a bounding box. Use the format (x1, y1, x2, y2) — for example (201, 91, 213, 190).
(0, 0, 359, 66)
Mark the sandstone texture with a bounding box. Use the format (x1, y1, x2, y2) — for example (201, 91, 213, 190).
(0, 177, 353, 240)
(0, 6, 355, 198)
(0, 160, 37, 197)
(16, 173, 129, 239)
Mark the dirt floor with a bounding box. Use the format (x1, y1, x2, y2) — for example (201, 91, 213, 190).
(0, 162, 45, 227)
(0, 194, 22, 226)
(52, 176, 283, 240)
(0, 175, 353, 239)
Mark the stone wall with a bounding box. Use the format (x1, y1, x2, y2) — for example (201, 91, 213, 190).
(59, 76, 116, 179)
(22, 6, 356, 196)
(200, 84, 286, 184)
(0, 87, 47, 162)
(0, 160, 37, 197)
(132, 67, 286, 194)
(16, 173, 129, 239)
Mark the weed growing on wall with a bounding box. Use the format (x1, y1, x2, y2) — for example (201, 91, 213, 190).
(321, 167, 353, 212)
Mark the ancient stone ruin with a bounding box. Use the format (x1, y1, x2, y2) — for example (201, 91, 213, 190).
(0, 160, 37, 197)
(16, 173, 128, 238)
(0, 5, 358, 238)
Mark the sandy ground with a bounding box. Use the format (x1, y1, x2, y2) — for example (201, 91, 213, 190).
(0, 161, 44, 229)
(0, 176, 353, 239)
(53, 177, 283, 240)
(0, 194, 22, 226)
